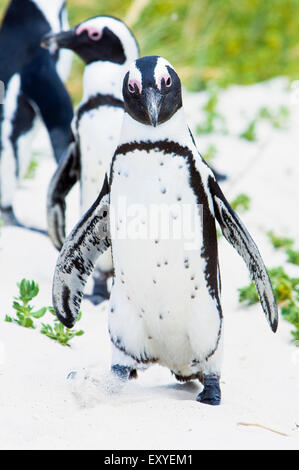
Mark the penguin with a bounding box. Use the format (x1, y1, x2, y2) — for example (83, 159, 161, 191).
(52, 56, 278, 405)
(0, 0, 73, 226)
(43, 16, 139, 303)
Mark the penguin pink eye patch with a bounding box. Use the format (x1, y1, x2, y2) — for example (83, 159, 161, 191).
(128, 79, 142, 94)
(76, 25, 102, 41)
(157, 73, 172, 90)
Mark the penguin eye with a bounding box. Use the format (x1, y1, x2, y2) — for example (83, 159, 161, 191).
(165, 76, 172, 87)
(90, 31, 101, 40)
(128, 83, 135, 94)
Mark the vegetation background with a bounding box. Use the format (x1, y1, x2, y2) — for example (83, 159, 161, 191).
(0, 0, 299, 102)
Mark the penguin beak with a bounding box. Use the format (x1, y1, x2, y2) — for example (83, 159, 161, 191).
(41, 29, 77, 51)
(144, 88, 164, 127)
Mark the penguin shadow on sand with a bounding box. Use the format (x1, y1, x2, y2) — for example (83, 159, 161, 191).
(52, 56, 278, 407)
(0, 0, 73, 233)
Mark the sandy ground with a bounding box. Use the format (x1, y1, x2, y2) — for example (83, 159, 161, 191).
(0, 78, 299, 450)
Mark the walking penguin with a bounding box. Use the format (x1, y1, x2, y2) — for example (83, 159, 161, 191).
(52, 56, 278, 405)
(43, 16, 139, 303)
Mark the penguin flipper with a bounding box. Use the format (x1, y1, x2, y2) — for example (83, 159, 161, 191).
(52, 175, 110, 328)
(209, 176, 278, 333)
(47, 141, 80, 251)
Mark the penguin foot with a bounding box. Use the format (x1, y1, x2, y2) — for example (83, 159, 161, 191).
(84, 276, 110, 305)
(111, 364, 132, 382)
(84, 293, 108, 305)
(129, 369, 138, 380)
(196, 374, 221, 406)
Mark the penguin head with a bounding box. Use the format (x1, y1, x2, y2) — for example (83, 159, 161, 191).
(41, 16, 139, 66)
(123, 56, 183, 127)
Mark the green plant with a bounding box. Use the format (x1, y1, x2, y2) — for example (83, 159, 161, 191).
(204, 144, 217, 163)
(238, 266, 299, 343)
(240, 120, 257, 142)
(240, 105, 290, 142)
(5, 279, 85, 347)
(196, 85, 227, 135)
(267, 231, 294, 250)
(231, 193, 251, 213)
(41, 308, 84, 347)
(24, 155, 39, 180)
(258, 105, 290, 129)
(286, 249, 299, 266)
(5, 279, 47, 328)
(267, 232, 299, 266)
(281, 301, 299, 342)
(238, 282, 259, 306)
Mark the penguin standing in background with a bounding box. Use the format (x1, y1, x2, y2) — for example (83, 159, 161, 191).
(43, 16, 139, 303)
(52, 56, 278, 405)
(0, 0, 73, 226)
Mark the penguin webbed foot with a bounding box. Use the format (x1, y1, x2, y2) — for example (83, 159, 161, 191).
(111, 365, 137, 382)
(196, 374, 221, 406)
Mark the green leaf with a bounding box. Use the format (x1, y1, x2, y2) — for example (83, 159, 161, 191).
(75, 330, 84, 337)
(31, 307, 47, 319)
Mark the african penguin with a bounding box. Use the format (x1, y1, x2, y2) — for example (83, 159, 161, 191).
(0, 0, 73, 227)
(52, 56, 278, 406)
(44, 16, 139, 303)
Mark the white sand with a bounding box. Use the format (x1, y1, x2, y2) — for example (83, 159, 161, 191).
(0, 78, 299, 450)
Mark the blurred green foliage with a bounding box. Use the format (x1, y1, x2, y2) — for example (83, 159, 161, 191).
(1, 0, 299, 102)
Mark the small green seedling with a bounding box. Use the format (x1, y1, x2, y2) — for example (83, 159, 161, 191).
(231, 193, 251, 213)
(240, 120, 257, 142)
(41, 308, 84, 347)
(24, 155, 39, 180)
(5, 279, 47, 328)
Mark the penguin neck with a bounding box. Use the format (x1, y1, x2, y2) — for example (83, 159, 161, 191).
(30, 0, 65, 32)
(119, 108, 195, 150)
(82, 61, 127, 104)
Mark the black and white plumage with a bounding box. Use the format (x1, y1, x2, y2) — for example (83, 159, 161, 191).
(52, 56, 278, 405)
(44, 16, 139, 303)
(0, 0, 73, 225)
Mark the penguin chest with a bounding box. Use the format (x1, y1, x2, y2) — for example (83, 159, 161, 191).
(78, 106, 123, 212)
(109, 149, 220, 366)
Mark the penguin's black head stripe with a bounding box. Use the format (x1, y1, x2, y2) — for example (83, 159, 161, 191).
(123, 56, 183, 127)
(41, 16, 138, 66)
